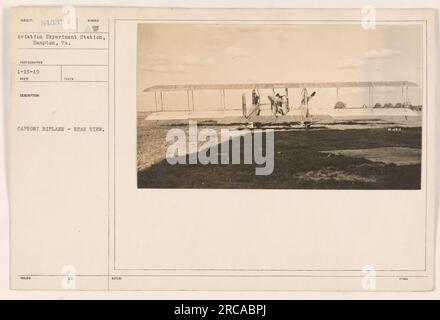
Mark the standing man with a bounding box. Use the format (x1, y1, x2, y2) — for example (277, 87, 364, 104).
(274, 93, 283, 116)
(251, 89, 261, 116)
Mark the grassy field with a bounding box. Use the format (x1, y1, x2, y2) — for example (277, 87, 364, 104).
(137, 113, 422, 189)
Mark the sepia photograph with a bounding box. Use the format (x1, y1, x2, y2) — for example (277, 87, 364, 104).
(137, 23, 423, 189)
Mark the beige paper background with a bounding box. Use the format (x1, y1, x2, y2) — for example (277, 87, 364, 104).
(4, 5, 439, 294)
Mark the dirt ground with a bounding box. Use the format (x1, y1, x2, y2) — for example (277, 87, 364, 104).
(137, 112, 422, 189)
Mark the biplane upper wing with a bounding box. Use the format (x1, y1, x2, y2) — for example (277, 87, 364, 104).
(144, 81, 418, 92)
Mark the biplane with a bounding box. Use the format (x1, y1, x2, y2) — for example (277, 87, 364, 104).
(143, 81, 420, 128)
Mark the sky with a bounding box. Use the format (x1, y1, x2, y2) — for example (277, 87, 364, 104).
(137, 23, 423, 111)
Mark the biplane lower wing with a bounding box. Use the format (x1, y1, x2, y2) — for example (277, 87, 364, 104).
(144, 107, 420, 121)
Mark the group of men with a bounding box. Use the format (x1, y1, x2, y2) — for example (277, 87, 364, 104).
(247, 88, 293, 118)
(245, 87, 316, 121)
(271, 93, 290, 116)
(253, 89, 289, 117)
